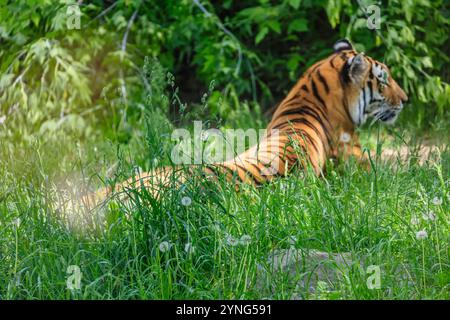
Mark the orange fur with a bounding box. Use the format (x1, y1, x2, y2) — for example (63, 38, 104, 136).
(79, 40, 408, 209)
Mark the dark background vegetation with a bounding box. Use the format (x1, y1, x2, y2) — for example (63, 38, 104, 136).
(1, 0, 449, 147)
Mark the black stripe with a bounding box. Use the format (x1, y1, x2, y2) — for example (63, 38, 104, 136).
(330, 55, 338, 69)
(298, 130, 319, 154)
(281, 94, 300, 107)
(300, 101, 328, 123)
(301, 84, 309, 92)
(309, 62, 323, 77)
(311, 78, 327, 110)
(337, 71, 353, 121)
(282, 127, 317, 154)
(357, 97, 362, 124)
(301, 105, 331, 127)
(299, 107, 332, 147)
(299, 98, 331, 128)
(341, 60, 351, 84)
(368, 81, 373, 101)
(282, 128, 316, 156)
(272, 118, 320, 154)
(203, 165, 217, 176)
(363, 87, 368, 117)
(276, 107, 332, 147)
(204, 164, 223, 179)
(236, 163, 263, 185)
(215, 164, 241, 182)
(316, 70, 330, 94)
(362, 86, 367, 108)
(246, 161, 266, 184)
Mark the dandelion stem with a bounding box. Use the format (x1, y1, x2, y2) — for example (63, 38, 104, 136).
(421, 241, 426, 295)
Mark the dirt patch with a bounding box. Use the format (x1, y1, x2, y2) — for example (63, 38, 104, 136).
(257, 249, 361, 299)
(381, 145, 444, 165)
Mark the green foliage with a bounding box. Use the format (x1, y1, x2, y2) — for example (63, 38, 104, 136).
(0, 125, 449, 299)
(1, 0, 448, 142)
(0, 0, 449, 300)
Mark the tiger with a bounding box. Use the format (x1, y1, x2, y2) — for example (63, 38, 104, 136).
(71, 39, 408, 212)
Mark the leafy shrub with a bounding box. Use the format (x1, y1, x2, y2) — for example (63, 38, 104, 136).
(0, 0, 448, 143)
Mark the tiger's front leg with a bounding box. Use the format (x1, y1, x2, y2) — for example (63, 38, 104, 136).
(334, 132, 372, 171)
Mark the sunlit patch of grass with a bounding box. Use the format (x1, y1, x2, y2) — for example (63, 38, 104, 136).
(0, 127, 448, 299)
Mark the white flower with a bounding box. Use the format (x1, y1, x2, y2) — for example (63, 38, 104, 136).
(181, 196, 192, 206)
(159, 241, 171, 252)
(340, 132, 351, 143)
(432, 197, 442, 206)
(410, 216, 420, 225)
(239, 235, 252, 245)
(416, 230, 428, 240)
(422, 211, 436, 221)
(225, 234, 238, 246)
(0, 115, 6, 125)
(184, 242, 195, 254)
(13, 218, 21, 228)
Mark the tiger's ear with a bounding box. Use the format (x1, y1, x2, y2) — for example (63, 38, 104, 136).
(333, 39, 354, 52)
(348, 53, 368, 83)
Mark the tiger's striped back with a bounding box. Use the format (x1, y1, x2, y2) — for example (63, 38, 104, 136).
(76, 39, 408, 210)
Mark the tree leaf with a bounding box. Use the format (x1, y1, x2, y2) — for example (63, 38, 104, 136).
(289, 0, 302, 10)
(267, 20, 281, 34)
(288, 18, 308, 33)
(255, 26, 269, 44)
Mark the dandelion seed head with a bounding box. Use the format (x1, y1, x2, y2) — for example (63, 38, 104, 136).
(340, 132, 351, 143)
(13, 218, 21, 228)
(181, 196, 192, 206)
(159, 241, 171, 252)
(239, 235, 251, 245)
(225, 234, 238, 246)
(416, 230, 428, 240)
(432, 197, 442, 206)
(422, 211, 436, 222)
(184, 242, 195, 254)
(410, 216, 420, 225)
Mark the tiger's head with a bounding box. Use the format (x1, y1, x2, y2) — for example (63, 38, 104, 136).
(333, 39, 408, 126)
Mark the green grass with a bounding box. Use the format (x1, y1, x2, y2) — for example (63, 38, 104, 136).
(0, 123, 449, 300)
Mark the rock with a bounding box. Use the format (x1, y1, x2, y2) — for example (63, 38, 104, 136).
(257, 248, 360, 299)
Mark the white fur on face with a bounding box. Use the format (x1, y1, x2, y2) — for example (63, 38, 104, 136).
(349, 61, 403, 126)
(350, 66, 387, 126)
(372, 63, 387, 83)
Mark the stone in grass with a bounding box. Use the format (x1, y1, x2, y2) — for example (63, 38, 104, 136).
(256, 248, 359, 299)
